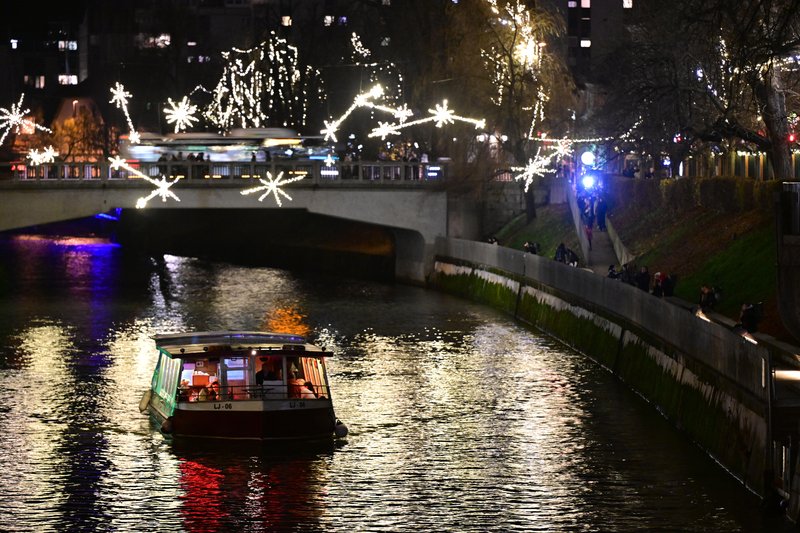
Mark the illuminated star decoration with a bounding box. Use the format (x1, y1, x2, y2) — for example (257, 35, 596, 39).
(109, 82, 140, 144)
(108, 156, 182, 209)
(368, 99, 485, 140)
(164, 96, 200, 133)
(0, 94, 52, 146)
(511, 148, 556, 191)
(321, 85, 413, 143)
(27, 146, 59, 165)
(240, 171, 305, 207)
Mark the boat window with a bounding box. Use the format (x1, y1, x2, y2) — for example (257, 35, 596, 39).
(176, 359, 221, 402)
(285, 356, 328, 398)
(222, 357, 248, 399)
(154, 354, 181, 407)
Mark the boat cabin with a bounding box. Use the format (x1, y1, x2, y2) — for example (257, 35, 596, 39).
(150, 332, 332, 409)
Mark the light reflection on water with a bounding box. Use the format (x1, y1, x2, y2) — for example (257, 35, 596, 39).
(0, 234, 792, 531)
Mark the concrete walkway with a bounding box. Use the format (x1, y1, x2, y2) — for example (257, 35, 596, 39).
(585, 227, 618, 276)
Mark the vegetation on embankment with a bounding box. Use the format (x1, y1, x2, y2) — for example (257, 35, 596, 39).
(496, 176, 792, 342)
(494, 203, 582, 259)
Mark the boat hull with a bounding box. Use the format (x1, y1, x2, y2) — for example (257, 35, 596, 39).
(149, 399, 337, 441)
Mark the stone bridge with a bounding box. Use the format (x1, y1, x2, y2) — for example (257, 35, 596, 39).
(0, 160, 459, 282)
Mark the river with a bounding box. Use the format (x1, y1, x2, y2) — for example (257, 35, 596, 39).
(0, 233, 793, 532)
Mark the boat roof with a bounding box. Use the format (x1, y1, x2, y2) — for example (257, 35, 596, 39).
(153, 330, 329, 359)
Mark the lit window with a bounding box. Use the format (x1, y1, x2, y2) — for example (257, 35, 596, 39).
(281, 16, 292, 26)
(136, 33, 171, 49)
(581, 0, 590, 7)
(23, 75, 45, 89)
(580, 40, 591, 47)
(323, 15, 334, 26)
(10, 38, 18, 49)
(623, 0, 633, 6)
(568, 1, 577, 6)
(58, 74, 78, 85)
(68, 40, 77, 50)
(338, 16, 348, 25)
(381, 37, 390, 46)
(187, 41, 197, 47)
(383, 0, 391, 5)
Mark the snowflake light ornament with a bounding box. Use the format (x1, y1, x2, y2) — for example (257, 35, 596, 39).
(27, 146, 58, 165)
(0, 94, 52, 146)
(430, 101, 455, 128)
(164, 96, 199, 133)
(511, 149, 556, 191)
(240, 171, 305, 207)
(108, 156, 182, 208)
(109, 82, 140, 143)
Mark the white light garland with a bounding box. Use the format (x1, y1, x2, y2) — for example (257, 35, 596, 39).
(368, 99, 485, 140)
(322, 85, 413, 142)
(0, 94, 52, 146)
(164, 96, 199, 133)
(240, 171, 305, 207)
(108, 156, 182, 208)
(109, 83, 140, 144)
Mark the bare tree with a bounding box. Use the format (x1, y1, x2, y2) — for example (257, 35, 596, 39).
(600, 0, 800, 180)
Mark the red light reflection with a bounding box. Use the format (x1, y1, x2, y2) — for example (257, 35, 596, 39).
(177, 452, 326, 531)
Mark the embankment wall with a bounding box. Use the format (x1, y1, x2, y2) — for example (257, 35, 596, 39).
(429, 237, 773, 496)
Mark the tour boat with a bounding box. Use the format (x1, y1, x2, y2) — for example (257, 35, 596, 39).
(139, 331, 348, 441)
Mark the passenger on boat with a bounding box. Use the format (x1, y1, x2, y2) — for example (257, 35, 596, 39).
(288, 372, 306, 398)
(300, 381, 316, 399)
(207, 380, 220, 401)
(256, 361, 282, 385)
(177, 379, 190, 402)
(255, 362, 269, 385)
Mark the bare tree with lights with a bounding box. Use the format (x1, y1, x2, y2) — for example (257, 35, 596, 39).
(472, 0, 575, 219)
(601, 0, 800, 180)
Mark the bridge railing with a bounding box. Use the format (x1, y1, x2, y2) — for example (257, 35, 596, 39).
(0, 159, 449, 185)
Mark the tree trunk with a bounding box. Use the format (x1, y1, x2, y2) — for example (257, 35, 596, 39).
(514, 141, 536, 221)
(753, 70, 792, 181)
(524, 185, 536, 221)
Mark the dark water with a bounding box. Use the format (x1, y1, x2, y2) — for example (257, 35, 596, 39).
(0, 234, 793, 532)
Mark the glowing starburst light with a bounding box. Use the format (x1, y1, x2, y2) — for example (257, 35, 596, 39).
(27, 146, 58, 165)
(368, 99, 485, 139)
(240, 171, 304, 207)
(109, 82, 140, 144)
(511, 149, 556, 191)
(321, 84, 414, 143)
(0, 94, 52, 146)
(164, 96, 199, 133)
(108, 156, 182, 208)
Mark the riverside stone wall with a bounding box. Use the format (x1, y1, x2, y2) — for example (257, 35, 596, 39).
(429, 237, 774, 496)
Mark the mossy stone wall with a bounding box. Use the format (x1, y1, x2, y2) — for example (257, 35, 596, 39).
(429, 246, 770, 496)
